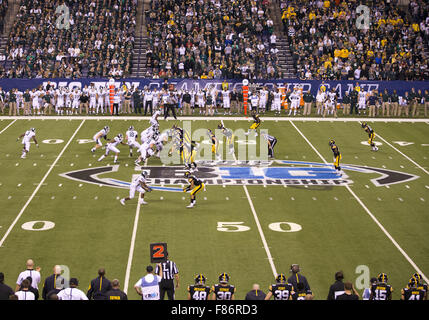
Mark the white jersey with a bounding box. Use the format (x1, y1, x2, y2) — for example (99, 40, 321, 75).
(57, 288, 89, 300)
(89, 88, 97, 100)
(327, 92, 336, 102)
(259, 89, 268, 102)
(131, 174, 146, 188)
(358, 91, 367, 102)
(145, 90, 153, 101)
(289, 92, 301, 102)
(250, 95, 259, 106)
(222, 90, 230, 101)
(274, 92, 282, 102)
(16, 269, 41, 289)
(126, 130, 138, 144)
(316, 91, 326, 103)
(197, 92, 205, 104)
(31, 91, 41, 105)
(141, 127, 154, 143)
(150, 111, 161, 126)
(22, 130, 36, 144)
(72, 91, 81, 102)
(15, 291, 36, 300)
(93, 128, 108, 141)
(109, 135, 123, 147)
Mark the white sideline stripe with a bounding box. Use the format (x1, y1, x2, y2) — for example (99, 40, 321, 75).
(221, 120, 277, 278)
(123, 200, 141, 294)
(1, 116, 429, 123)
(0, 119, 17, 135)
(0, 120, 86, 248)
(289, 120, 429, 284)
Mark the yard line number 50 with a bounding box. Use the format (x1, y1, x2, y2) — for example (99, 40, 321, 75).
(217, 222, 302, 233)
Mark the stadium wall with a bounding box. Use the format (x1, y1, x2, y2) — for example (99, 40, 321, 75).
(0, 79, 428, 100)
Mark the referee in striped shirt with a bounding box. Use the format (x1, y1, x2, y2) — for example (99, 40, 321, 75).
(262, 133, 277, 159)
(155, 251, 179, 300)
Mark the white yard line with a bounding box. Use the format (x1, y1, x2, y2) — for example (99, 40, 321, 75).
(0, 120, 86, 248)
(289, 120, 429, 284)
(371, 131, 429, 176)
(123, 200, 142, 294)
(0, 119, 17, 135)
(221, 120, 277, 278)
(1, 116, 429, 123)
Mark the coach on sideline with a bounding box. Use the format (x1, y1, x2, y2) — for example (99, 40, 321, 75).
(42, 265, 64, 300)
(87, 268, 112, 300)
(155, 251, 179, 300)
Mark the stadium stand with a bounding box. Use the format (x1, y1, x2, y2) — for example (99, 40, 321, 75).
(279, 0, 429, 80)
(139, 0, 293, 79)
(0, 0, 137, 79)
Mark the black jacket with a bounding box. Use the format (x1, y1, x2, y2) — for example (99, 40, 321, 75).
(87, 276, 112, 300)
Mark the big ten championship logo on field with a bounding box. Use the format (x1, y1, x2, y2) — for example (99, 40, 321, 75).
(60, 160, 419, 191)
(158, 121, 270, 165)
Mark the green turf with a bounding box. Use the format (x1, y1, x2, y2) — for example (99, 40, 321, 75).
(0, 117, 428, 300)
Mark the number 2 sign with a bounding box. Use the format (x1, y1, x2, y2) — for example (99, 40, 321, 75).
(150, 243, 168, 263)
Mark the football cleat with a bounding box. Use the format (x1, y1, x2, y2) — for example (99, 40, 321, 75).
(186, 202, 195, 208)
(139, 199, 148, 205)
(120, 199, 125, 206)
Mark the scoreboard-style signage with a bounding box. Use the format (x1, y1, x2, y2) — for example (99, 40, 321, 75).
(150, 242, 168, 263)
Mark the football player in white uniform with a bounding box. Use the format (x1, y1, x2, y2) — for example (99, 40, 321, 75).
(72, 88, 81, 115)
(324, 88, 337, 118)
(140, 125, 155, 145)
(259, 87, 268, 114)
(18, 128, 38, 159)
(91, 126, 110, 153)
(125, 125, 140, 157)
(55, 87, 65, 115)
(88, 84, 97, 114)
(150, 110, 162, 127)
(97, 86, 106, 114)
(31, 89, 41, 115)
(358, 90, 367, 115)
(65, 87, 73, 115)
(222, 88, 230, 115)
(196, 89, 205, 115)
(288, 88, 301, 116)
(135, 140, 155, 165)
(97, 133, 126, 163)
(272, 88, 282, 114)
(120, 170, 152, 205)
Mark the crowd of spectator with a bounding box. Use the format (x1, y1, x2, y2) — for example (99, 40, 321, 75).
(0, 0, 136, 79)
(280, 0, 429, 80)
(1, 260, 427, 300)
(0, 0, 8, 34)
(144, 0, 281, 79)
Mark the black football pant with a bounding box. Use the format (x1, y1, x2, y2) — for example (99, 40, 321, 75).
(144, 100, 153, 115)
(164, 104, 177, 120)
(159, 279, 175, 300)
(268, 139, 277, 158)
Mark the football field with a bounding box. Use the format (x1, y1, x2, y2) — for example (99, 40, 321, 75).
(0, 116, 428, 300)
